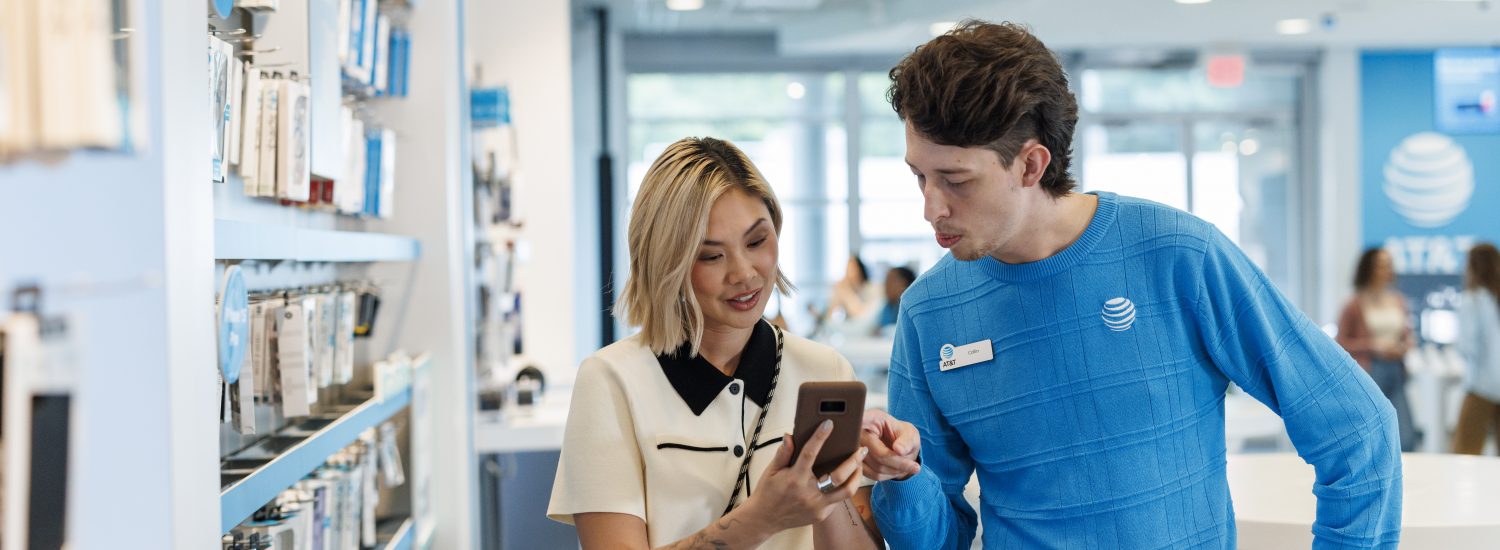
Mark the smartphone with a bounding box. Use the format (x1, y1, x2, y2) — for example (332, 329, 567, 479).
(791, 381, 867, 477)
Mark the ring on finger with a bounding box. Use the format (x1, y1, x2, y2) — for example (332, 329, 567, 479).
(816, 475, 837, 493)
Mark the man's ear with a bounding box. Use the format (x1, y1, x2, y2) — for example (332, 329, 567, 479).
(1017, 140, 1052, 188)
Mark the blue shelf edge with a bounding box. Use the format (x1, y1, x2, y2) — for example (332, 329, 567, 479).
(379, 518, 415, 550)
(215, 219, 421, 262)
(220, 388, 413, 533)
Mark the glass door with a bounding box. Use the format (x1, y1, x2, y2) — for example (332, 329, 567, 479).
(1078, 118, 1189, 211)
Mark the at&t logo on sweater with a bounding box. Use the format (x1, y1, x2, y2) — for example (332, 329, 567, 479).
(1101, 297, 1136, 332)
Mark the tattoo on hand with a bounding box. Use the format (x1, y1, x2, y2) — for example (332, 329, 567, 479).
(714, 517, 741, 531)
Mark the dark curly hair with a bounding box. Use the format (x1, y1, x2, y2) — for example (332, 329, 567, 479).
(888, 20, 1078, 197)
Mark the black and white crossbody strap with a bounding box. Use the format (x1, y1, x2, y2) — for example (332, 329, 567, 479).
(721, 325, 783, 517)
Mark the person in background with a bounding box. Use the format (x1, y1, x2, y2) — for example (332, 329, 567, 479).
(824, 255, 880, 323)
(1337, 247, 1420, 451)
(876, 266, 917, 332)
(547, 137, 882, 549)
(1454, 243, 1500, 455)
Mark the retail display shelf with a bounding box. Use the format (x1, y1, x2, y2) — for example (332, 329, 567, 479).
(375, 517, 415, 550)
(219, 388, 413, 533)
(215, 219, 422, 262)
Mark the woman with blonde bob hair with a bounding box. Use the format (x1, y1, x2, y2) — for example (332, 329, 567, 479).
(547, 137, 885, 549)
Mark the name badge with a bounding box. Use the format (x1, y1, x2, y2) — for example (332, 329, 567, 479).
(939, 340, 993, 371)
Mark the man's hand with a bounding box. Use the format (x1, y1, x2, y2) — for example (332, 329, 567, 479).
(861, 409, 921, 481)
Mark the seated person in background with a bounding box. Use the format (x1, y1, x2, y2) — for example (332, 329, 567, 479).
(876, 266, 917, 333)
(812, 255, 884, 338)
(548, 136, 884, 549)
(825, 255, 880, 322)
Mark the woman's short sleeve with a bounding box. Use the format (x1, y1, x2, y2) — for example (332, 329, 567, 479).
(547, 356, 647, 524)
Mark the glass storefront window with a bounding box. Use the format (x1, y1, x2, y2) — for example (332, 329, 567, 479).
(624, 60, 1310, 332)
(1075, 61, 1306, 305)
(1079, 67, 1300, 113)
(1079, 121, 1189, 211)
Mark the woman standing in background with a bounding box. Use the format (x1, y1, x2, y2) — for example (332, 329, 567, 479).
(1337, 248, 1420, 451)
(1453, 243, 1500, 454)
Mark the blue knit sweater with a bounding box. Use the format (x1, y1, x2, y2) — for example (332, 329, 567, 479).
(872, 192, 1402, 549)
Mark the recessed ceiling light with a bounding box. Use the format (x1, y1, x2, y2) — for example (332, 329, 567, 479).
(786, 81, 806, 99)
(667, 0, 704, 11)
(1175, 0, 1212, 4)
(929, 21, 957, 37)
(1239, 138, 1260, 156)
(1276, 18, 1312, 35)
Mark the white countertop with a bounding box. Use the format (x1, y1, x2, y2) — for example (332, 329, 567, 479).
(475, 387, 1273, 455)
(474, 390, 573, 454)
(475, 394, 1500, 549)
(1227, 452, 1500, 549)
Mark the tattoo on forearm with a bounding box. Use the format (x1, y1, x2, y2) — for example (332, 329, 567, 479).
(666, 533, 729, 550)
(665, 532, 731, 550)
(663, 518, 740, 550)
(842, 501, 859, 526)
(858, 502, 884, 545)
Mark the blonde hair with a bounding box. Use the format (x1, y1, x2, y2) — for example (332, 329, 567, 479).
(614, 137, 793, 357)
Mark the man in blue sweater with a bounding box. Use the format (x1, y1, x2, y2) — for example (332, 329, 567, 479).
(857, 20, 1402, 549)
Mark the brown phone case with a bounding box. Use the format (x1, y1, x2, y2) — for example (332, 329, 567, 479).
(791, 381, 867, 477)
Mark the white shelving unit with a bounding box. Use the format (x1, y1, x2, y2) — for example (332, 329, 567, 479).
(214, 219, 422, 262)
(0, 0, 590, 546)
(219, 388, 413, 533)
(0, 0, 481, 547)
(206, 0, 479, 547)
(376, 517, 416, 550)
(0, 1, 218, 547)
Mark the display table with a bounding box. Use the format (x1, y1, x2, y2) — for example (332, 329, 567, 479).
(826, 334, 894, 370)
(1223, 391, 1291, 452)
(1227, 453, 1500, 549)
(1406, 344, 1466, 453)
(474, 390, 572, 454)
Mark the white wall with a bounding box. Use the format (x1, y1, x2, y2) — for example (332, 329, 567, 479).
(467, 0, 582, 385)
(1316, 49, 1363, 325)
(161, 0, 221, 546)
(365, 0, 479, 547)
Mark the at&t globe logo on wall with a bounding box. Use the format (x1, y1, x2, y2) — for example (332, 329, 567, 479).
(1383, 132, 1474, 228)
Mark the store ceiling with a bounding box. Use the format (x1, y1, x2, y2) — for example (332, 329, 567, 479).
(590, 0, 1500, 54)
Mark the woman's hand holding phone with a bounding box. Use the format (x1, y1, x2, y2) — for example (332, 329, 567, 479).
(741, 420, 867, 532)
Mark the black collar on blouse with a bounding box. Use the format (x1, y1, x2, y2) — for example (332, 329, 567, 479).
(657, 320, 776, 416)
